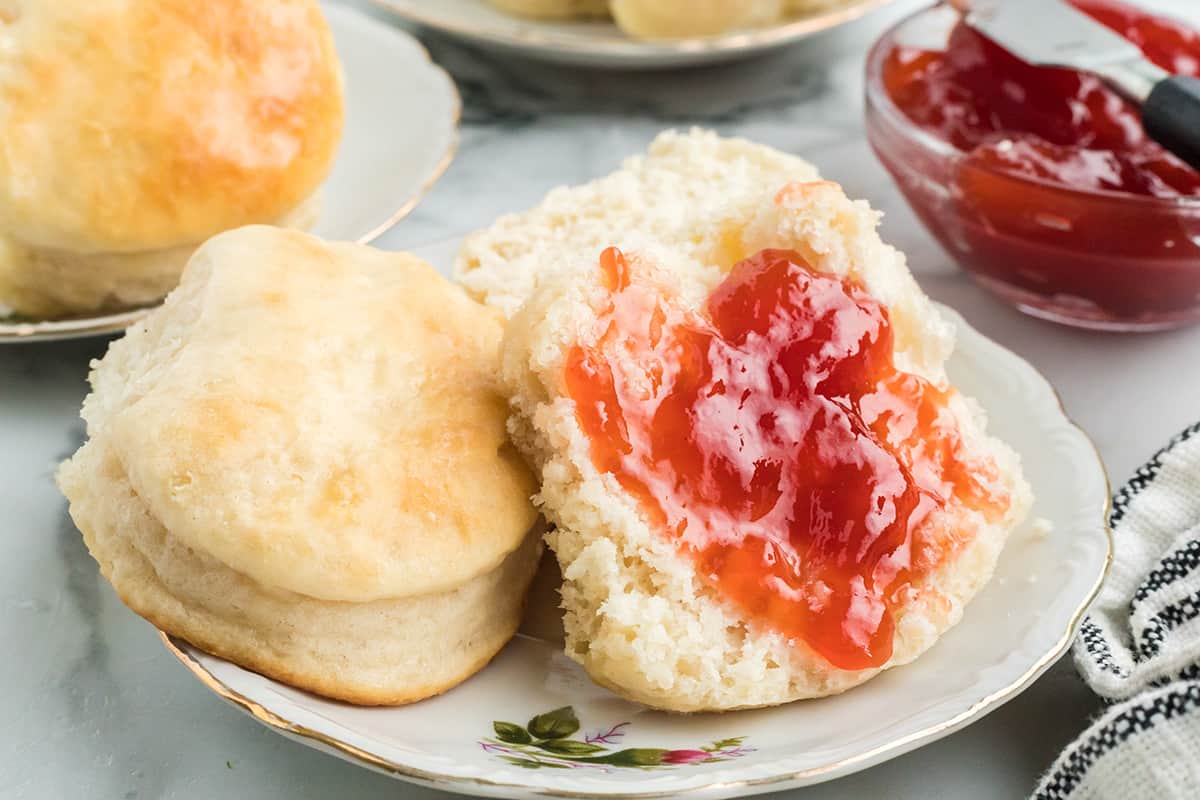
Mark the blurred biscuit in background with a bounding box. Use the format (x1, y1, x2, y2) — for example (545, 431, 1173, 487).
(0, 0, 343, 318)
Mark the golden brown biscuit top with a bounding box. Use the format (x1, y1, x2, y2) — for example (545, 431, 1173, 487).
(82, 226, 537, 602)
(0, 0, 343, 253)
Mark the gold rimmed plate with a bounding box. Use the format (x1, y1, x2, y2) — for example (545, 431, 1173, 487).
(0, 3, 460, 344)
(159, 236, 1112, 800)
(370, 0, 897, 69)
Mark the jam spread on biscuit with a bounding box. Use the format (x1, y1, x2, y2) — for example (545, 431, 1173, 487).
(565, 248, 1009, 670)
(883, 0, 1200, 197)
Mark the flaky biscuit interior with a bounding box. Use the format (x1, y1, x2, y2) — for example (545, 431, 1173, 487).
(476, 130, 1032, 711)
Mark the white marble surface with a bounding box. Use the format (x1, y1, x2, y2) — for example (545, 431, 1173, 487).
(4, 0, 1200, 797)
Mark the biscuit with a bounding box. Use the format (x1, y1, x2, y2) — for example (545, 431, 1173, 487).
(482, 0, 839, 38)
(487, 0, 609, 20)
(59, 226, 541, 704)
(0, 0, 342, 316)
(478, 131, 1032, 711)
(609, 1, 784, 39)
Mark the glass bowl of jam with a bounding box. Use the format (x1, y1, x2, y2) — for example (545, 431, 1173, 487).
(865, 0, 1200, 331)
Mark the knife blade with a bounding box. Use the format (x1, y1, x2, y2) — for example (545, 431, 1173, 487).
(962, 0, 1167, 101)
(957, 0, 1200, 174)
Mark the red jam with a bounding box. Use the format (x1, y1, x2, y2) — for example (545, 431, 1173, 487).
(884, 0, 1200, 197)
(564, 248, 1009, 670)
(869, 0, 1200, 327)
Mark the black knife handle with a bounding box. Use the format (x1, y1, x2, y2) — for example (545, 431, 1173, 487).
(1142, 76, 1200, 173)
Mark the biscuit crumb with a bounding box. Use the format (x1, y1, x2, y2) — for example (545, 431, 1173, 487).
(493, 130, 1034, 712)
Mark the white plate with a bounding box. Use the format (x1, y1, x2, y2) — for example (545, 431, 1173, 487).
(162, 236, 1112, 799)
(371, 0, 897, 69)
(0, 3, 459, 344)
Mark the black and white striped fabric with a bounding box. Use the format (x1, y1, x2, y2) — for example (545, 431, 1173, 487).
(1034, 423, 1200, 799)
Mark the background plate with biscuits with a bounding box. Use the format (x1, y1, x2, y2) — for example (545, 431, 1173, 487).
(0, 3, 459, 344)
(158, 237, 1111, 800)
(369, 0, 897, 69)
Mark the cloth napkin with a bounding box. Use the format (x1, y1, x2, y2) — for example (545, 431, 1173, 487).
(1034, 423, 1200, 799)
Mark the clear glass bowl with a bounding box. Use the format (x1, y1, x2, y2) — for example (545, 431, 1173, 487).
(864, 4, 1200, 332)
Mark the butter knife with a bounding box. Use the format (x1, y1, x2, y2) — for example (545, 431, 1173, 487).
(955, 0, 1200, 171)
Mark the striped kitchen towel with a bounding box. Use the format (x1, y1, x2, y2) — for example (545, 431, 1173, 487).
(1034, 423, 1200, 799)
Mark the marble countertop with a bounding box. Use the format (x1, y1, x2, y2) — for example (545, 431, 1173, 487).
(4, 1, 1200, 797)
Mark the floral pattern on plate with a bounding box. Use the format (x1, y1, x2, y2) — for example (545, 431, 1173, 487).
(481, 706, 753, 771)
